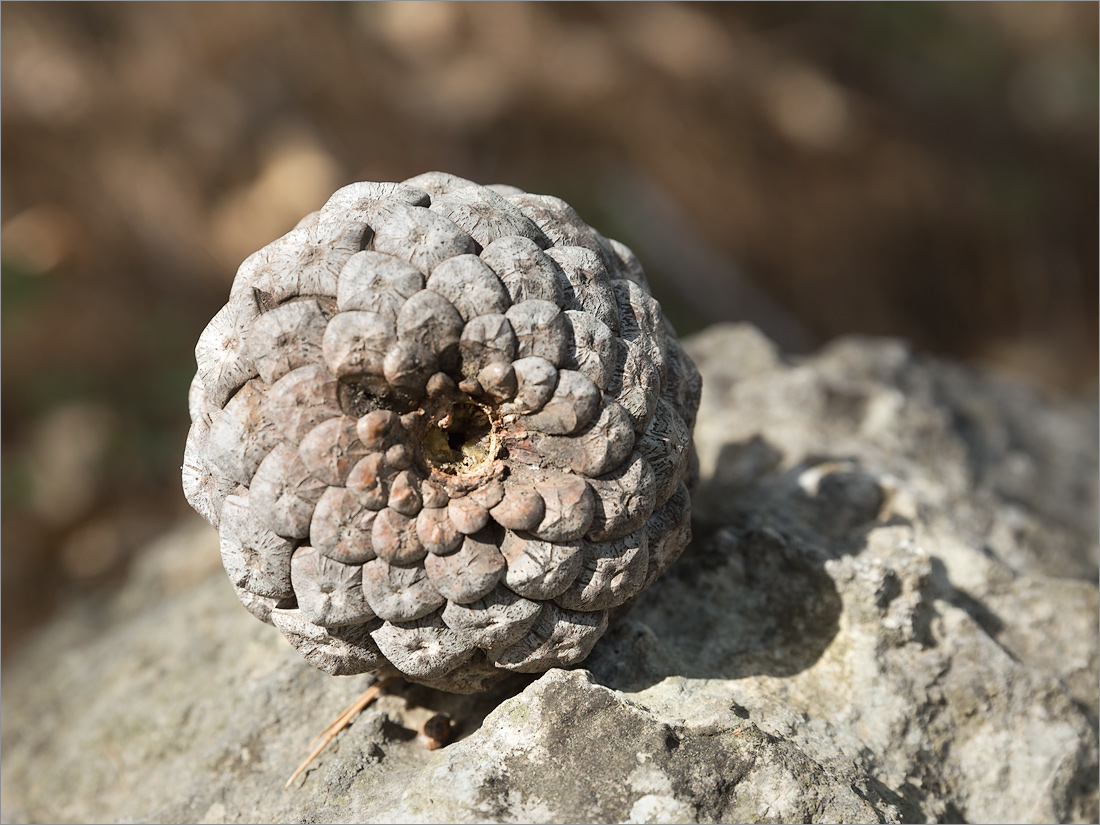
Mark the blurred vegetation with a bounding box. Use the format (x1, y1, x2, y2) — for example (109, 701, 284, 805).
(2, 1, 1096, 655)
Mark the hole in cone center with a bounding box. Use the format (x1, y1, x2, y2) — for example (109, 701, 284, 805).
(423, 402, 496, 476)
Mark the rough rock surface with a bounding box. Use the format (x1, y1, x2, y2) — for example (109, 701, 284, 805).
(3, 323, 1096, 824)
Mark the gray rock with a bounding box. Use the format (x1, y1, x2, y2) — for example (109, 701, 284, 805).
(2, 323, 1096, 824)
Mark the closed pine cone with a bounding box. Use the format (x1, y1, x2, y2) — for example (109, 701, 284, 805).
(183, 172, 701, 693)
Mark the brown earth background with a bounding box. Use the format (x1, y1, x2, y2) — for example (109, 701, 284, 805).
(2, 2, 1096, 657)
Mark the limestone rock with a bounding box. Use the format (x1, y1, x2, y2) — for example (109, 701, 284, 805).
(2, 324, 1096, 824)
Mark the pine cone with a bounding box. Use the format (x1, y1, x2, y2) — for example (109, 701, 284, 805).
(183, 172, 701, 693)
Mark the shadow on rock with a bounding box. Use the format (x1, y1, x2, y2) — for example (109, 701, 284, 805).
(395, 671, 538, 745)
(587, 436, 905, 692)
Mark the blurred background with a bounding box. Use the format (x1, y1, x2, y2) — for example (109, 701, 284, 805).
(2, 1, 1096, 657)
